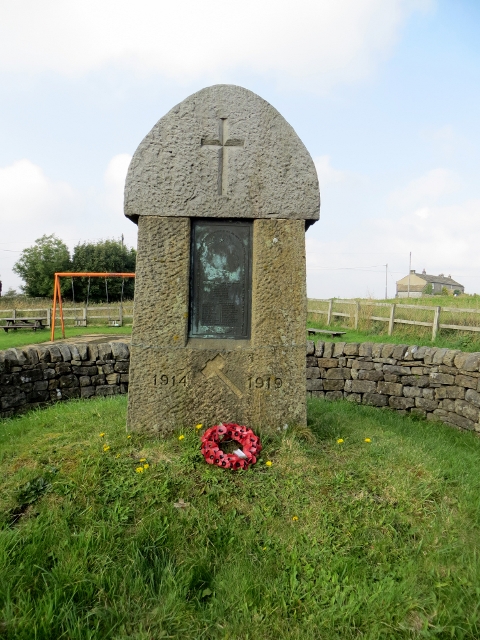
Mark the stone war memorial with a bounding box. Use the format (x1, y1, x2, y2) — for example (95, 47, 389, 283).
(125, 84, 320, 434)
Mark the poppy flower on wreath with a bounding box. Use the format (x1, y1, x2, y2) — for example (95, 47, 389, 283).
(200, 423, 262, 470)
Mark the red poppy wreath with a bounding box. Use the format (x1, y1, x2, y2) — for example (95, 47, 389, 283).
(201, 423, 262, 470)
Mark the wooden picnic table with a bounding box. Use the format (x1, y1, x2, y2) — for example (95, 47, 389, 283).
(307, 328, 346, 338)
(2, 317, 46, 332)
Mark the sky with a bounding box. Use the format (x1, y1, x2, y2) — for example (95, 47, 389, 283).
(0, 0, 479, 299)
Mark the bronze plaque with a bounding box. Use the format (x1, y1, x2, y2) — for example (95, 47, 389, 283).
(189, 219, 252, 339)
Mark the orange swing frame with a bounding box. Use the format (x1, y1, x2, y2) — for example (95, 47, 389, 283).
(51, 272, 136, 341)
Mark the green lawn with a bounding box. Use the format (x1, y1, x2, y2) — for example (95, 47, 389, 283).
(1, 397, 480, 638)
(307, 319, 480, 353)
(0, 326, 131, 351)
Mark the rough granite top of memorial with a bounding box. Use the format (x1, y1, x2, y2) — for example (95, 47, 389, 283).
(124, 84, 320, 224)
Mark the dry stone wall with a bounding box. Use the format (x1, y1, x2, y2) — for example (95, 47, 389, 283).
(0, 341, 130, 418)
(2, 339, 480, 434)
(307, 340, 480, 432)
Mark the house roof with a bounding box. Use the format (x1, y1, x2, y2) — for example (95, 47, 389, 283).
(419, 273, 463, 287)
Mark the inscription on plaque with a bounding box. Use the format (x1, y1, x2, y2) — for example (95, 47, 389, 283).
(189, 219, 252, 339)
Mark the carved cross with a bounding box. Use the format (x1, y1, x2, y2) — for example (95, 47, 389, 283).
(201, 118, 244, 196)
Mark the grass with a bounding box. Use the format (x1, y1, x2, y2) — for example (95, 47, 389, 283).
(1, 397, 480, 638)
(306, 319, 480, 353)
(0, 326, 132, 351)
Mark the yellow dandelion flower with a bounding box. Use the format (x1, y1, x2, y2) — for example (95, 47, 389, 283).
(143, 463, 150, 470)
(292, 516, 299, 521)
(262, 547, 267, 551)
(115, 453, 120, 458)
(195, 423, 203, 430)
(135, 467, 144, 473)
(178, 435, 185, 441)
(337, 438, 344, 444)
(103, 445, 110, 452)
(99, 432, 105, 437)
(364, 438, 371, 443)
(127, 435, 132, 439)
(266, 460, 272, 467)
(139, 458, 147, 462)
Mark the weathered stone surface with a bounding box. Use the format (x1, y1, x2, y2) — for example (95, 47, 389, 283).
(455, 374, 477, 389)
(371, 344, 384, 358)
(358, 370, 384, 381)
(377, 381, 403, 396)
(323, 342, 334, 358)
(363, 393, 388, 407)
(344, 343, 360, 356)
(462, 353, 480, 372)
(403, 345, 418, 360)
(58, 344, 71, 362)
(384, 365, 411, 375)
(306, 355, 318, 367)
(403, 386, 422, 398)
(47, 345, 62, 363)
(465, 388, 480, 408)
(114, 361, 130, 373)
(432, 348, 449, 365)
(359, 342, 373, 357)
(383, 373, 399, 383)
(125, 85, 319, 224)
(306, 341, 315, 355)
(351, 380, 376, 394)
(389, 396, 414, 410)
(454, 399, 479, 422)
(323, 379, 344, 391)
(314, 340, 324, 357)
(415, 397, 438, 411)
(352, 360, 375, 370)
(442, 411, 475, 431)
(111, 341, 130, 359)
(430, 372, 455, 385)
(317, 357, 338, 368)
(401, 375, 430, 388)
(325, 391, 343, 401)
(306, 367, 320, 379)
(443, 349, 460, 367)
(332, 342, 346, 357)
(325, 368, 351, 380)
(435, 386, 465, 400)
(381, 344, 395, 359)
(306, 379, 323, 391)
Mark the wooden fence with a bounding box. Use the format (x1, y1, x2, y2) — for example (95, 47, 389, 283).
(308, 299, 480, 341)
(0, 304, 134, 328)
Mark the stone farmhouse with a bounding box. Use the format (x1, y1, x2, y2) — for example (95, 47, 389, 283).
(396, 269, 464, 298)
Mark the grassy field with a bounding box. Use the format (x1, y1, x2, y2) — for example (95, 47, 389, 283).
(1, 396, 480, 638)
(0, 326, 132, 351)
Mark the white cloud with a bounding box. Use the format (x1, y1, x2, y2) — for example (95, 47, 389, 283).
(314, 156, 346, 186)
(388, 168, 461, 209)
(104, 154, 132, 213)
(0, 0, 434, 91)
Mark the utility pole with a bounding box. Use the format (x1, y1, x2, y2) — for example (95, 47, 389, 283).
(407, 252, 411, 298)
(385, 264, 388, 300)
(121, 234, 124, 247)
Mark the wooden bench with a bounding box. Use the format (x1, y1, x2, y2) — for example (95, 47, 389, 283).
(2, 317, 46, 332)
(307, 328, 346, 338)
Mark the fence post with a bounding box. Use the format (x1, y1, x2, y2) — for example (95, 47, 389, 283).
(388, 303, 396, 336)
(13, 309, 16, 321)
(327, 299, 333, 326)
(46, 307, 51, 328)
(119, 304, 123, 327)
(432, 306, 441, 341)
(83, 307, 87, 326)
(354, 302, 360, 330)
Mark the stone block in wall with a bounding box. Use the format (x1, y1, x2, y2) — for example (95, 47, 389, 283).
(23, 347, 39, 365)
(434, 386, 465, 400)
(391, 344, 407, 360)
(47, 345, 62, 363)
(325, 391, 343, 401)
(415, 397, 438, 411)
(401, 375, 430, 388)
(4, 349, 28, 367)
(1, 391, 26, 409)
(102, 363, 115, 375)
(432, 348, 449, 365)
(323, 379, 344, 391)
(306, 340, 315, 355)
(106, 373, 120, 385)
(345, 393, 361, 403)
(404, 345, 418, 360)
(403, 386, 422, 398)
(455, 399, 480, 422)
(62, 388, 80, 400)
(317, 358, 337, 368)
(359, 342, 373, 357)
(36, 346, 51, 363)
(314, 340, 324, 357)
(465, 388, 480, 408)
(463, 353, 480, 372)
(111, 342, 129, 359)
(120, 374, 129, 383)
(440, 398, 456, 412)
(81, 386, 96, 398)
(88, 344, 99, 361)
(59, 374, 79, 388)
(351, 380, 376, 393)
(72, 365, 98, 376)
(114, 361, 129, 373)
(19, 370, 43, 384)
(344, 343, 360, 356)
(43, 368, 56, 380)
(424, 348, 439, 365)
(333, 342, 346, 357)
(442, 411, 475, 431)
(389, 396, 414, 410)
(96, 385, 119, 397)
(306, 367, 320, 379)
(412, 346, 427, 360)
(374, 357, 396, 365)
(325, 368, 351, 380)
(358, 370, 384, 382)
(411, 408, 427, 418)
(58, 344, 71, 362)
(34, 380, 48, 391)
(422, 388, 435, 400)
(352, 360, 375, 370)
(322, 342, 333, 358)
(363, 393, 388, 407)
(97, 343, 113, 361)
(56, 363, 71, 375)
(75, 344, 89, 361)
(430, 372, 455, 385)
(377, 381, 403, 396)
(380, 344, 394, 359)
(437, 365, 457, 375)
(79, 376, 91, 387)
(383, 364, 411, 375)
(91, 374, 106, 386)
(443, 350, 460, 367)
(384, 374, 399, 383)
(50, 389, 62, 401)
(455, 374, 477, 389)
(306, 379, 323, 391)
(306, 356, 318, 367)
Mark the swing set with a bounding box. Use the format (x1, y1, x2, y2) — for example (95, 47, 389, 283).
(51, 272, 135, 341)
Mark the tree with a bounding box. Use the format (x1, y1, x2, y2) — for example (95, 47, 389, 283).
(423, 283, 433, 295)
(13, 234, 71, 298)
(71, 239, 136, 303)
